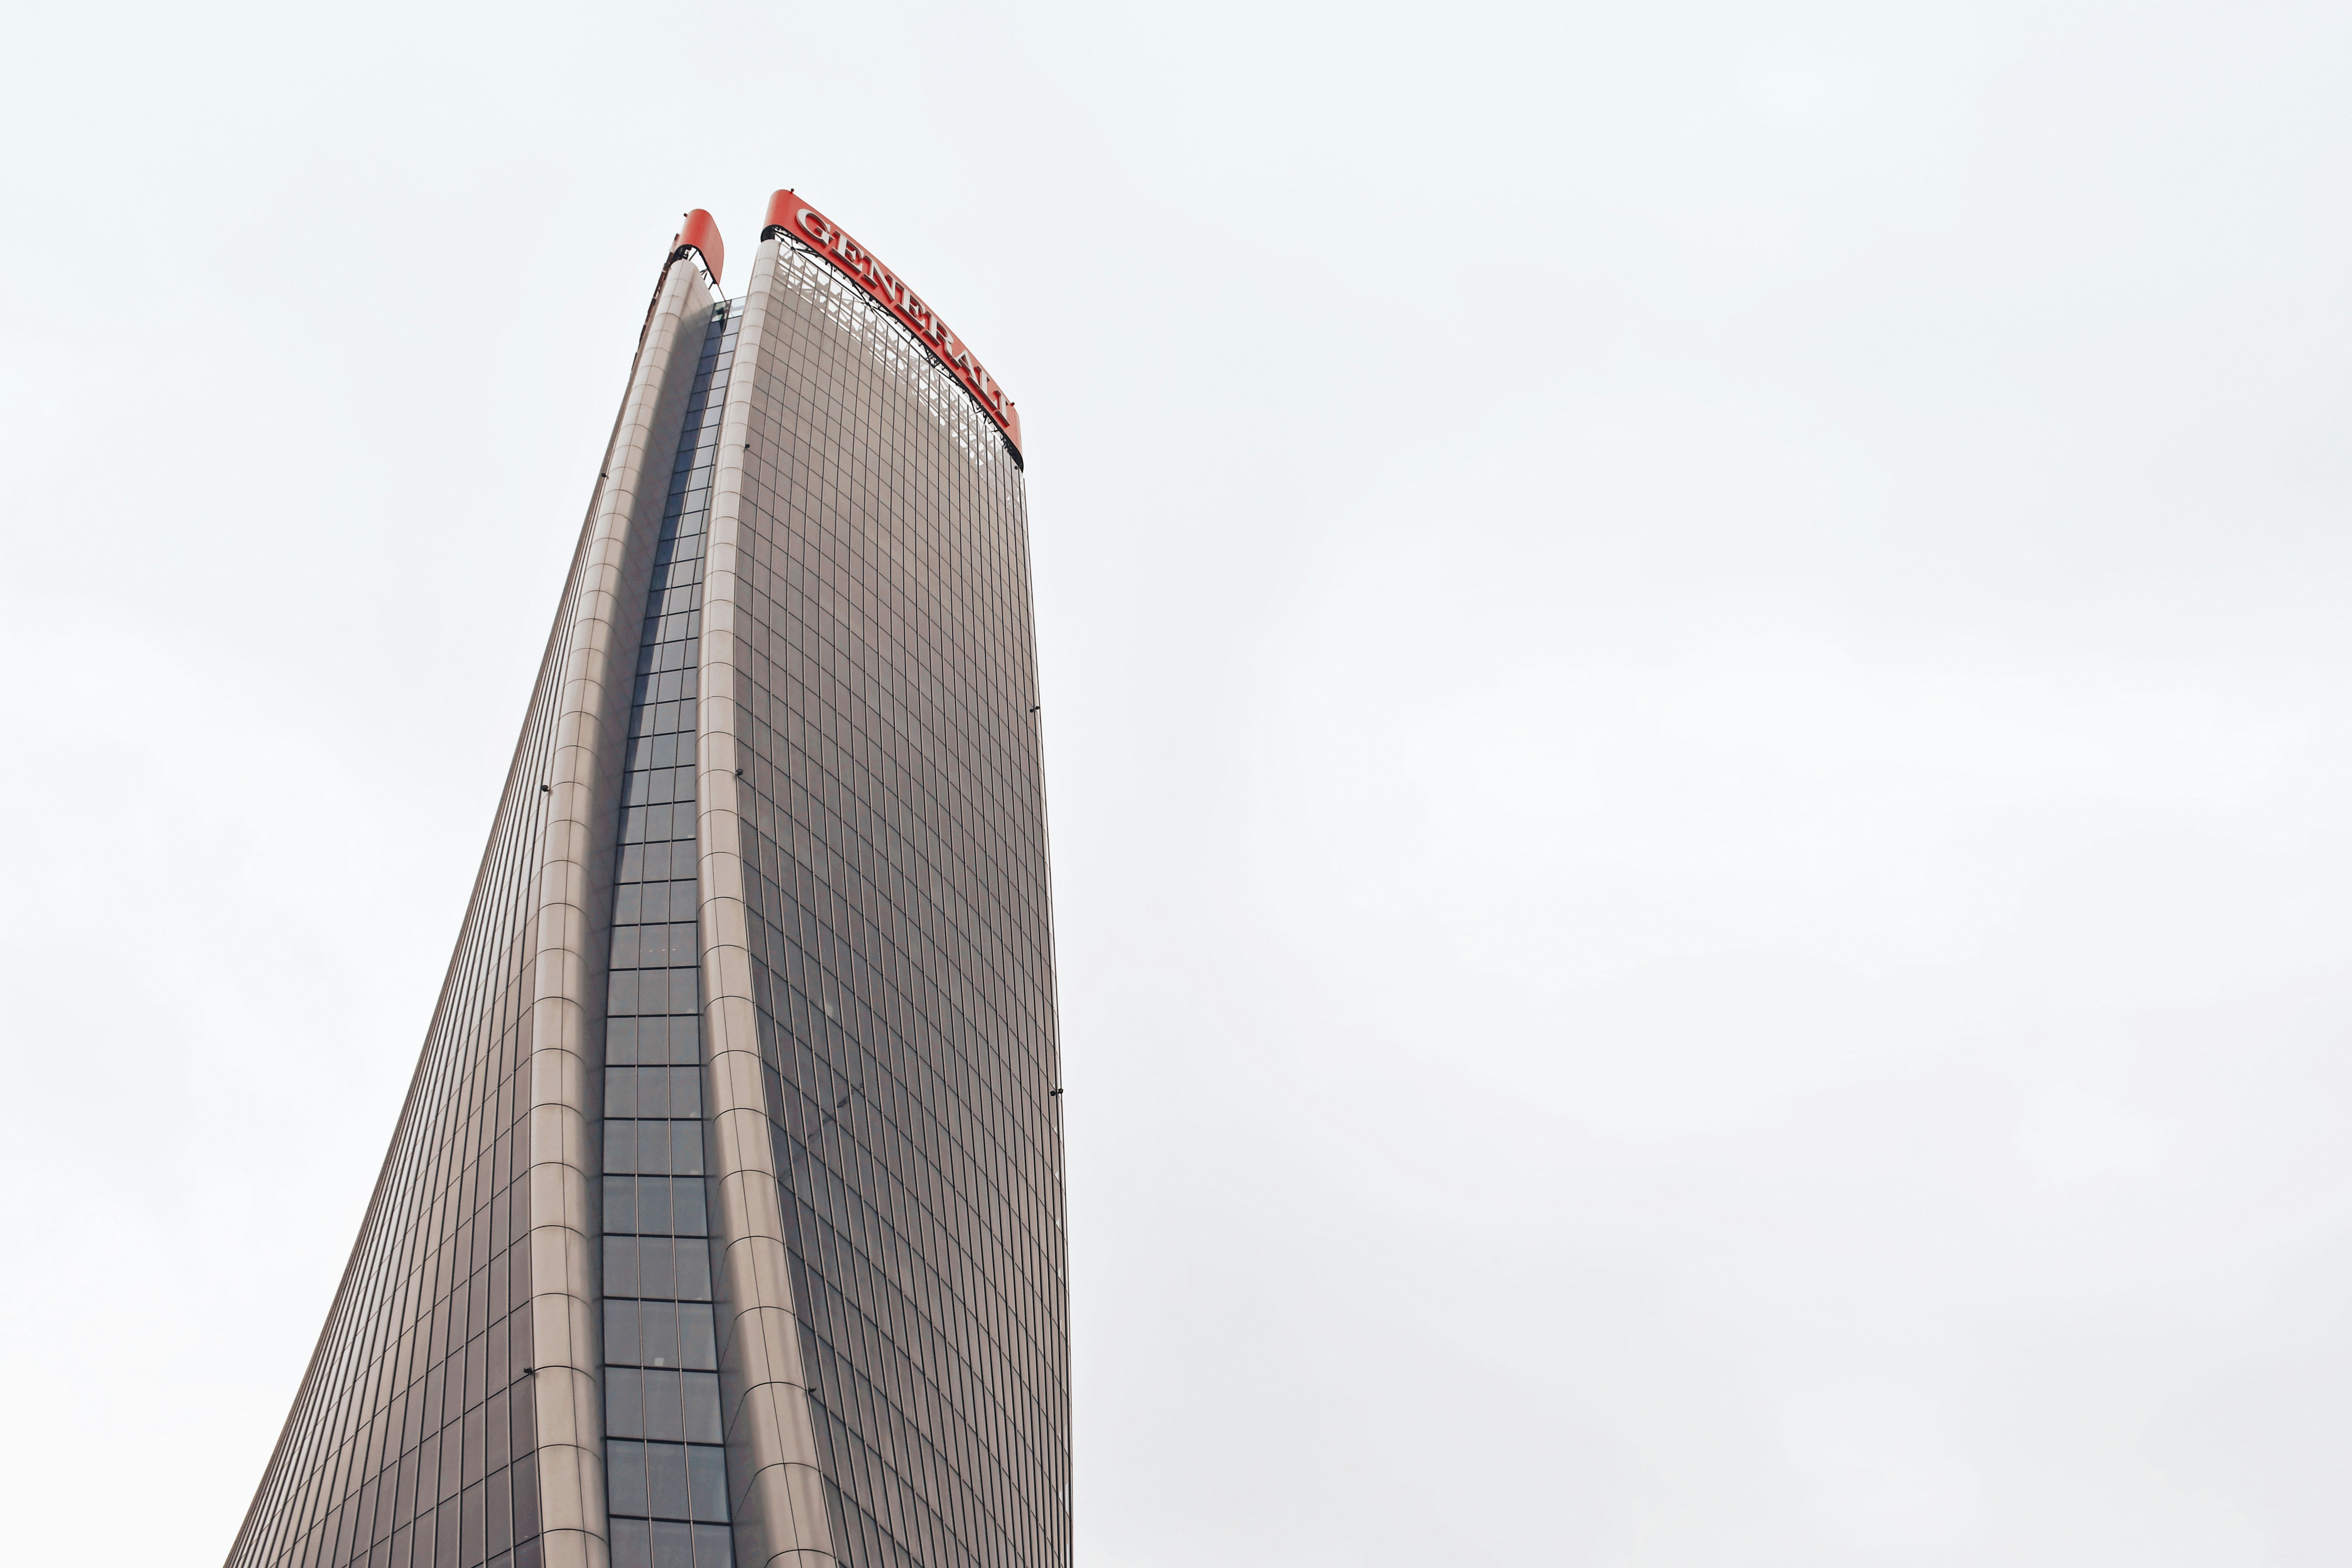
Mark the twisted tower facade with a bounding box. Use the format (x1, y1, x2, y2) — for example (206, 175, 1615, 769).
(227, 198, 1067, 1568)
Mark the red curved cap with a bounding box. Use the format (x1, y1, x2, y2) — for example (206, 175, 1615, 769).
(671, 209, 724, 286)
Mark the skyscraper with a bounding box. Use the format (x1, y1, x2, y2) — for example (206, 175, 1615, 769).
(227, 196, 1067, 1568)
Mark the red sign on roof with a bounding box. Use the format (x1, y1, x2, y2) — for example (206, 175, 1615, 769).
(671, 209, 725, 286)
(762, 190, 1022, 460)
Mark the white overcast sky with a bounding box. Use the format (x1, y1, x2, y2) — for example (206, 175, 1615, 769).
(8, 1, 2352, 1563)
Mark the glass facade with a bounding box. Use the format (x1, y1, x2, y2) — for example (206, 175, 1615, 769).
(231, 217, 1064, 1568)
(224, 250, 718, 1568)
(224, 533, 569, 1568)
(716, 235, 1067, 1568)
(600, 300, 740, 1568)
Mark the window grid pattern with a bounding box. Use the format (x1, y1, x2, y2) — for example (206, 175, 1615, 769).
(723, 238, 1068, 1568)
(226, 517, 589, 1568)
(601, 301, 740, 1568)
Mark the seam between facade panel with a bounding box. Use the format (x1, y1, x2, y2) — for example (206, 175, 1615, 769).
(599, 291, 740, 1568)
(697, 235, 841, 1568)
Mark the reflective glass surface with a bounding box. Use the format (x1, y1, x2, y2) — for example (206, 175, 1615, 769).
(721, 237, 1069, 1568)
(601, 300, 741, 1568)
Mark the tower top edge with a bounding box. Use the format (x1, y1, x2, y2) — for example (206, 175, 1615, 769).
(668, 208, 725, 288)
(757, 188, 1024, 465)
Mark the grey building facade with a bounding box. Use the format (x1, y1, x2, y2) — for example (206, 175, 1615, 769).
(226, 201, 1067, 1568)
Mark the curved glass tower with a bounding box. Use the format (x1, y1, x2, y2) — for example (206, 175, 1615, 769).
(226, 200, 1067, 1568)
